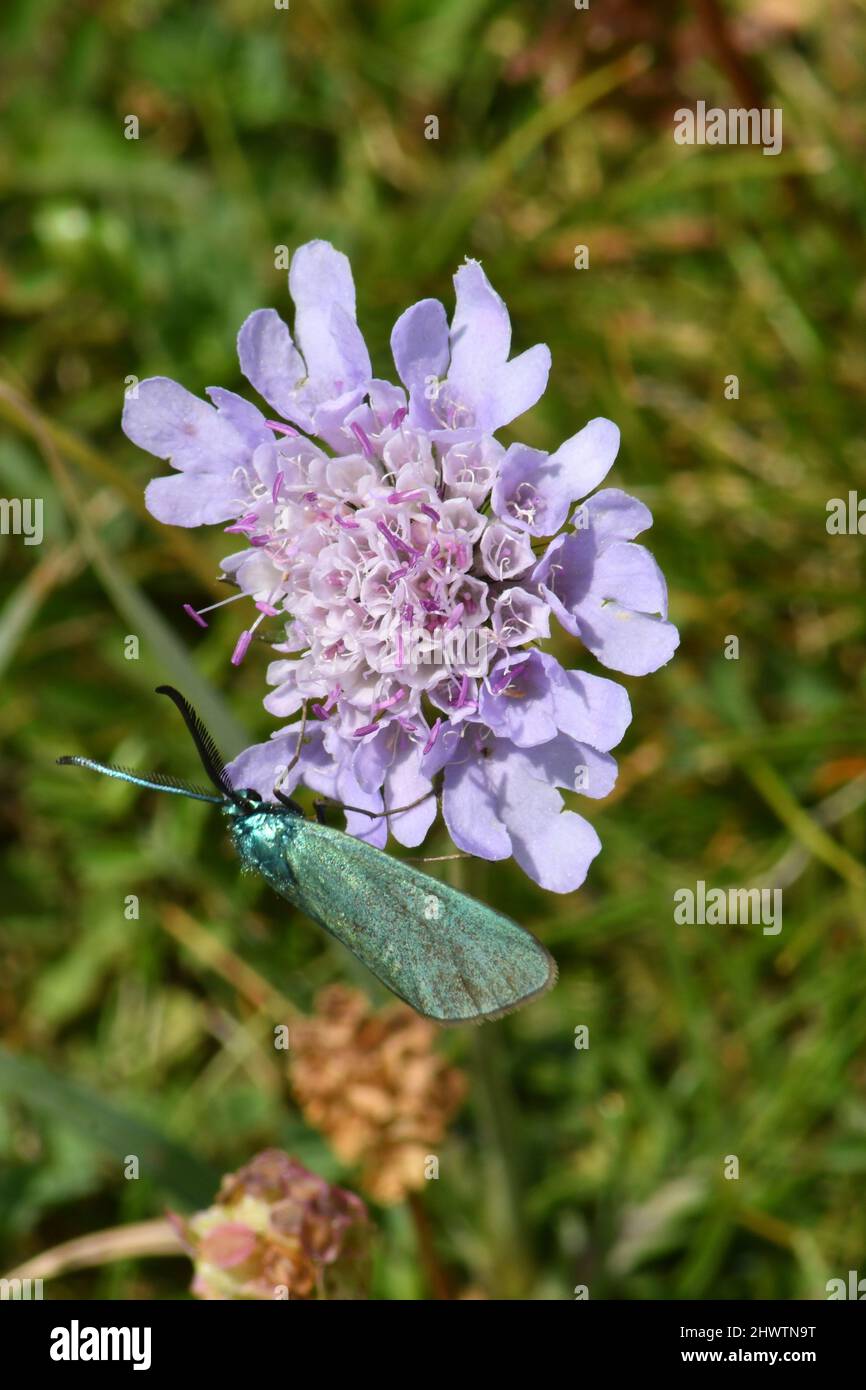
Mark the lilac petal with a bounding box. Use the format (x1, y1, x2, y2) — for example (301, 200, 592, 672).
(481, 342, 551, 432)
(573, 487, 652, 542)
(123, 377, 249, 471)
(525, 733, 619, 800)
(351, 724, 393, 794)
(310, 387, 370, 451)
(491, 586, 551, 647)
(237, 309, 311, 427)
(289, 240, 371, 397)
(487, 743, 602, 892)
(478, 652, 559, 748)
(384, 740, 436, 847)
(447, 261, 550, 433)
(538, 654, 632, 751)
(492, 443, 555, 535)
(334, 762, 387, 847)
(548, 417, 620, 502)
(591, 541, 669, 617)
(226, 725, 330, 799)
(390, 298, 450, 400)
(419, 720, 463, 780)
(449, 260, 512, 379)
(144, 470, 241, 527)
(264, 660, 307, 718)
(205, 387, 273, 451)
(493, 419, 619, 537)
(442, 756, 512, 861)
(573, 599, 680, 676)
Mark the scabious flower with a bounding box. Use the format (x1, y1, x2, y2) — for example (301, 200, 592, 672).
(123, 240, 677, 891)
(175, 1149, 370, 1300)
(290, 984, 467, 1206)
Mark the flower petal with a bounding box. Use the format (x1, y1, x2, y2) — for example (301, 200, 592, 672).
(548, 417, 620, 501)
(573, 601, 680, 676)
(123, 376, 249, 471)
(390, 298, 450, 401)
(488, 744, 601, 892)
(539, 654, 632, 751)
(144, 470, 241, 527)
(237, 309, 310, 427)
(289, 240, 371, 397)
(481, 342, 551, 432)
(573, 487, 652, 542)
(442, 755, 511, 861)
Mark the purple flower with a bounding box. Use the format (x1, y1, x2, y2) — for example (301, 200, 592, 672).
(123, 241, 678, 891)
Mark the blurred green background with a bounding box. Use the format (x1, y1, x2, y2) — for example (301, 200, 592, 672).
(2, 0, 865, 1299)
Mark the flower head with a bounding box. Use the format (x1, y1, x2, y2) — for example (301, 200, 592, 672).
(176, 1148, 370, 1300)
(124, 240, 678, 889)
(290, 984, 467, 1205)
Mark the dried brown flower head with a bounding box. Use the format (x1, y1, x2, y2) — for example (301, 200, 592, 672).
(291, 985, 467, 1205)
(177, 1149, 370, 1300)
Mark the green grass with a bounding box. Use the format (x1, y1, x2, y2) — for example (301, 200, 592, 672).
(1, 0, 865, 1299)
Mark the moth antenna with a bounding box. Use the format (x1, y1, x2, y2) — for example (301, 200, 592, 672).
(155, 686, 240, 802)
(56, 756, 225, 805)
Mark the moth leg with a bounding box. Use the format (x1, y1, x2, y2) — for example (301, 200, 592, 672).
(313, 789, 439, 821)
(405, 852, 472, 863)
(273, 702, 308, 794)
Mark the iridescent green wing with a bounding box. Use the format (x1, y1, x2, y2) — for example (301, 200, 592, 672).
(261, 818, 556, 1024)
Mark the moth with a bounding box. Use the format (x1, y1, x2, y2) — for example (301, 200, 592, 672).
(59, 686, 556, 1023)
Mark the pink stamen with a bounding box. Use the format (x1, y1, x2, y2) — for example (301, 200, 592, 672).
(335, 513, 360, 530)
(388, 489, 425, 504)
(312, 703, 329, 720)
(373, 688, 405, 715)
(224, 514, 258, 535)
(353, 723, 379, 738)
(255, 600, 279, 617)
(390, 406, 408, 429)
(445, 603, 464, 631)
(388, 567, 408, 583)
(188, 591, 248, 622)
(266, 420, 299, 437)
(231, 630, 253, 667)
(271, 472, 284, 505)
(377, 520, 405, 557)
(420, 503, 440, 523)
(351, 422, 374, 459)
(396, 632, 404, 667)
(423, 719, 441, 755)
(183, 603, 208, 629)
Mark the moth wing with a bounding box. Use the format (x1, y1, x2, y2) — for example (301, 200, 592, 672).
(280, 822, 556, 1024)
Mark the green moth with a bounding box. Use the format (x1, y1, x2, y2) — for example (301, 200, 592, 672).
(59, 686, 556, 1023)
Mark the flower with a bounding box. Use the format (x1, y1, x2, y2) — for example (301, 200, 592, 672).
(123, 240, 678, 889)
(290, 984, 467, 1206)
(175, 1149, 370, 1300)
